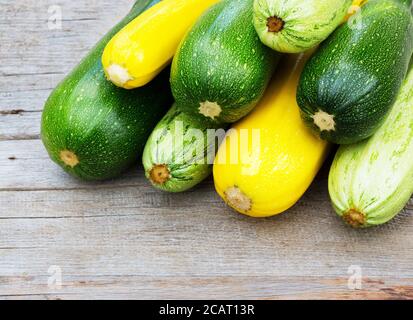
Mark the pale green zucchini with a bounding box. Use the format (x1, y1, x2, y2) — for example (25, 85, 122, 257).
(329, 66, 413, 228)
(143, 105, 226, 193)
(253, 0, 352, 53)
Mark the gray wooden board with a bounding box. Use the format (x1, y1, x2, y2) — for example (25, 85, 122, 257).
(0, 0, 412, 300)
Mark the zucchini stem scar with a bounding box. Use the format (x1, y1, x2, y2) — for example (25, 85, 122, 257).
(312, 110, 336, 132)
(199, 101, 222, 120)
(150, 164, 171, 185)
(105, 64, 133, 87)
(267, 16, 285, 33)
(224, 187, 252, 213)
(343, 209, 366, 228)
(60, 150, 79, 168)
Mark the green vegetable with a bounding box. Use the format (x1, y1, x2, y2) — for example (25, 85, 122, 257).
(297, 0, 413, 144)
(143, 105, 226, 193)
(41, 0, 173, 180)
(329, 65, 413, 228)
(171, 0, 279, 125)
(253, 0, 352, 53)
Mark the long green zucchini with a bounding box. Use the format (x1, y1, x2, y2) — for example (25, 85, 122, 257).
(41, 0, 173, 180)
(170, 0, 279, 125)
(297, 0, 413, 144)
(329, 65, 413, 228)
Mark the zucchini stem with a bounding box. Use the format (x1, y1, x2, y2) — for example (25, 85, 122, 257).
(224, 187, 252, 213)
(266, 16, 285, 33)
(150, 164, 171, 185)
(343, 209, 366, 228)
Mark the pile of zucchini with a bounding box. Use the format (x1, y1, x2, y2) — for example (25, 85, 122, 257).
(42, 0, 413, 228)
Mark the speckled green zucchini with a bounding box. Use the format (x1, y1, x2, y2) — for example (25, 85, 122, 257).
(41, 0, 173, 180)
(170, 0, 279, 125)
(329, 65, 413, 228)
(253, 0, 352, 53)
(143, 105, 226, 192)
(297, 0, 413, 144)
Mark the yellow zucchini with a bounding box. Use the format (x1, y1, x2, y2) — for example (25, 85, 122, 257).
(102, 0, 220, 89)
(345, 0, 368, 21)
(213, 54, 330, 218)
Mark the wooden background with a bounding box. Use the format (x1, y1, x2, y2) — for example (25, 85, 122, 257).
(0, 0, 412, 300)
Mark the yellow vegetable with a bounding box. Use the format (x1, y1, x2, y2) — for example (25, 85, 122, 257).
(213, 54, 330, 218)
(345, 0, 368, 21)
(102, 0, 219, 89)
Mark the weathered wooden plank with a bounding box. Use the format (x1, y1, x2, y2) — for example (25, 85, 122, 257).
(1, 182, 412, 279)
(0, 111, 41, 141)
(0, 211, 412, 280)
(0, 275, 412, 300)
(0, 139, 147, 190)
(0, 0, 133, 113)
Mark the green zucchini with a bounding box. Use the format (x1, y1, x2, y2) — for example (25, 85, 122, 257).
(297, 0, 413, 144)
(41, 0, 173, 181)
(143, 105, 226, 193)
(170, 0, 279, 125)
(253, 0, 352, 53)
(329, 65, 413, 228)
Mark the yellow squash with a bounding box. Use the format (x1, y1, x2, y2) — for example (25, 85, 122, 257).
(102, 0, 220, 89)
(213, 54, 330, 218)
(345, 0, 368, 20)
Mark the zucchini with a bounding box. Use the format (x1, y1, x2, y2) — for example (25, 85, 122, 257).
(170, 0, 279, 125)
(102, 0, 220, 89)
(143, 105, 226, 193)
(41, 0, 173, 181)
(297, 0, 413, 144)
(253, 0, 352, 53)
(329, 65, 413, 228)
(213, 54, 330, 217)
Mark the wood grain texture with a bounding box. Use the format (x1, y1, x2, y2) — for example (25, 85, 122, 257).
(0, 0, 412, 300)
